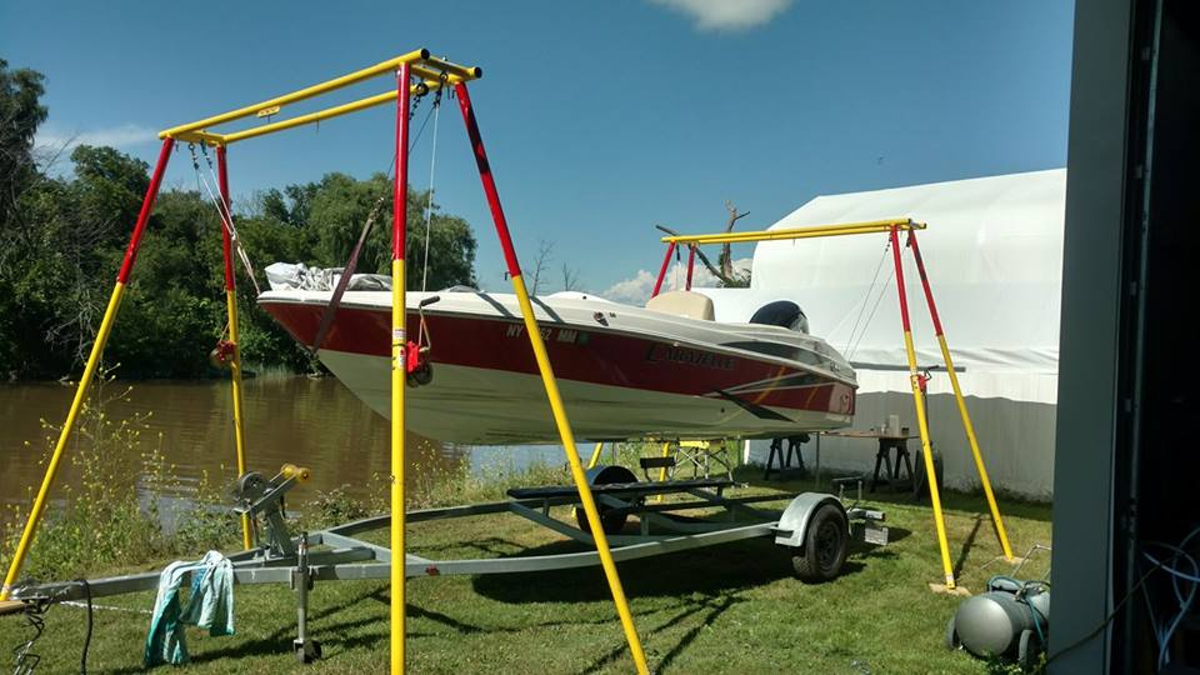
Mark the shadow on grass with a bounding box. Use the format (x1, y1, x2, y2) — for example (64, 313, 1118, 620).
(953, 514, 984, 580)
(470, 537, 793, 604)
(579, 592, 744, 674)
(469, 518, 904, 607)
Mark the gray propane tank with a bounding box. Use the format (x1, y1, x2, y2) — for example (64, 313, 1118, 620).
(946, 577, 1050, 668)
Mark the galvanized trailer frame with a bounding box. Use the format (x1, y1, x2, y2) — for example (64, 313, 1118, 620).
(4, 470, 883, 662)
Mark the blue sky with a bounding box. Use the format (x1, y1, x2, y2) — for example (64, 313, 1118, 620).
(1, 0, 1074, 297)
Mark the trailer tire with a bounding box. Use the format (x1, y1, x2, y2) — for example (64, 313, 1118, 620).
(575, 465, 636, 535)
(791, 503, 848, 582)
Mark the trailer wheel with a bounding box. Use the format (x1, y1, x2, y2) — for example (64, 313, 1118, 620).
(575, 465, 636, 535)
(791, 503, 848, 582)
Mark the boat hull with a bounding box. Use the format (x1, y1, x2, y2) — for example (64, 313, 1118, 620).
(259, 291, 856, 444)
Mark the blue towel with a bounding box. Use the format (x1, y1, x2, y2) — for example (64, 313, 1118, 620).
(143, 551, 235, 667)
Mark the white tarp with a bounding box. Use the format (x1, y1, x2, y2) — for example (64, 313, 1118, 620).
(265, 262, 392, 292)
(699, 169, 1065, 498)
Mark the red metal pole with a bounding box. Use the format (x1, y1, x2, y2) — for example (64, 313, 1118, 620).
(216, 146, 235, 292)
(394, 67, 411, 263)
(890, 229, 912, 332)
(906, 231, 944, 335)
(117, 139, 175, 283)
(685, 245, 696, 290)
(651, 242, 676, 298)
(453, 83, 521, 276)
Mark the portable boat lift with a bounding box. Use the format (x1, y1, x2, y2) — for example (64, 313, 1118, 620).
(0, 46, 1006, 672)
(654, 220, 1017, 591)
(0, 48, 886, 674)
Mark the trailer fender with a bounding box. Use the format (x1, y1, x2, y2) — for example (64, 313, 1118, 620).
(772, 492, 846, 549)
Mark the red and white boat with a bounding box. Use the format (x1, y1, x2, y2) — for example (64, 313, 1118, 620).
(258, 289, 857, 444)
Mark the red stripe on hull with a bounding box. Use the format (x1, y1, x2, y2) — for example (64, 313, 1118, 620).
(261, 301, 856, 416)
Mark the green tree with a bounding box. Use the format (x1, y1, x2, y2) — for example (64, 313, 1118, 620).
(0, 59, 47, 225)
(0, 60, 479, 379)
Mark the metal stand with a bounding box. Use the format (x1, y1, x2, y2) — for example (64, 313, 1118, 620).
(292, 535, 321, 663)
(764, 436, 808, 480)
(653, 220, 1015, 590)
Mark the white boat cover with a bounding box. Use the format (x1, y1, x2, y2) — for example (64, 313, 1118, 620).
(265, 262, 391, 292)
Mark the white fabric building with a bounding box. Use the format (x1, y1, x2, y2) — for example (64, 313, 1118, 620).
(699, 169, 1065, 498)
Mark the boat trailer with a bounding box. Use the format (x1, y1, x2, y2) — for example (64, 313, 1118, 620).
(1, 463, 886, 663)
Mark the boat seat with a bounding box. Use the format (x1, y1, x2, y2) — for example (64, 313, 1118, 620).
(645, 290, 715, 321)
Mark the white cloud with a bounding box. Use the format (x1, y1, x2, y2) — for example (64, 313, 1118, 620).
(604, 269, 658, 305)
(35, 123, 158, 155)
(650, 0, 793, 30)
(602, 257, 752, 306)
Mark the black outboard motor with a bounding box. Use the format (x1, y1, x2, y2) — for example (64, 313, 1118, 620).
(749, 300, 809, 333)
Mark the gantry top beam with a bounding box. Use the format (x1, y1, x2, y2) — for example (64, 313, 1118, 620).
(660, 218, 926, 246)
(158, 48, 481, 146)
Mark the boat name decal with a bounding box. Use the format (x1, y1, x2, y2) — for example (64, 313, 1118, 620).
(645, 344, 735, 370)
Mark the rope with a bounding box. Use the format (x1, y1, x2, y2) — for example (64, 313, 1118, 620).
(415, 74, 445, 352)
(841, 238, 892, 356)
(187, 144, 262, 295)
(846, 264, 895, 362)
(309, 77, 442, 354)
(420, 79, 444, 294)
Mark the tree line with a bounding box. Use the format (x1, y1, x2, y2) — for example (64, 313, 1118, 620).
(0, 60, 478, 380)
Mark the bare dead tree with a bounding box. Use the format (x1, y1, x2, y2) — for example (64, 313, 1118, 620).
(719, 200, 749, 279)
(529, 239, 554, 295)
(560, 262, 582, 292)
(654, 225, 736, 286)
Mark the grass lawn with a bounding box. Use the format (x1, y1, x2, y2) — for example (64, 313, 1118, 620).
(0, 472, 1051, 674)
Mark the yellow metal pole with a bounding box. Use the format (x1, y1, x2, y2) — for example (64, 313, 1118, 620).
(226, 290, 252, 550)
(657, 442, 672, 483)
(159, 48, 435, 139)
(904, 335, 957, 588)
(654, 441, 672, 504)
(889, 227, 957, 589)
(1, 282, 125, 599)
(936, 335, 1014, 560)
(217, 80, 459, 146)
(906, 230, 1013, 561)
(511, 274, 651, 674)
(457, 80, 647, 673)
(1, 138, 173, 600)
(587, 442, 605, 470)
(660, 219, 925, 246)
(215, 145, 253, 550)
(390, 63, 412, 675)
(390, 258, 407, 673)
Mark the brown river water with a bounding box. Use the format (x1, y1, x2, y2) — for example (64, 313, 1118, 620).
(0, 376, 568, 514)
